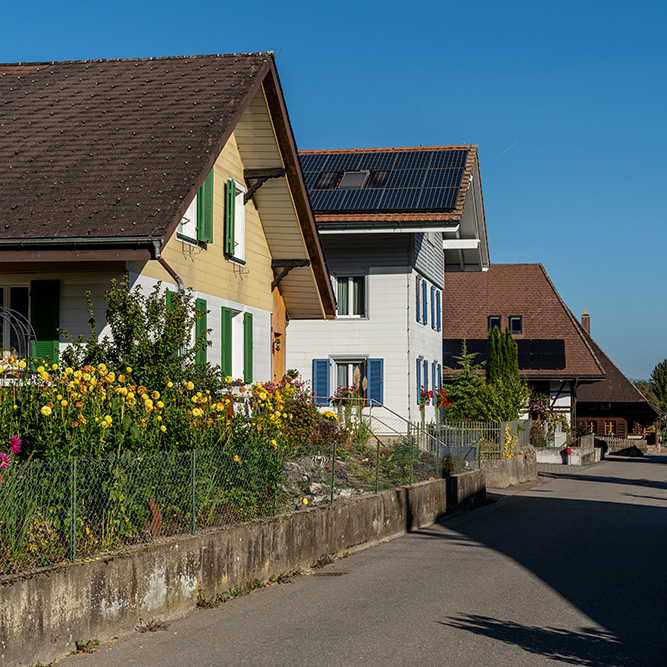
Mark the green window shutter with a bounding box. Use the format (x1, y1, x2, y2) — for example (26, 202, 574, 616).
(221, 307, 233, 377)
(31, 280, 60, 362)
(197, 169, 214, 244)
(166, 290, 179, 357)
(195, 298, 207, 366)
(166, 289, 176, 312)
(224, 179, 236, 256)
(243, 312, 253, 383)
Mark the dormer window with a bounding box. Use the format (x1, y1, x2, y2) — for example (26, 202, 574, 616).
(338, 170, 370, 190)
(509, 316, 523, 334)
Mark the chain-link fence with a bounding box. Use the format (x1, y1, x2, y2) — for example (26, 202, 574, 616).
(1, 415, 502, 579)
(0, 447, 283, 578)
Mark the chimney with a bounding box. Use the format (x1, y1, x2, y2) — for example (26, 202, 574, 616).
(581, 308, 590, 334)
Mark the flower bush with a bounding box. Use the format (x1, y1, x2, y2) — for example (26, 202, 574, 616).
(0, 357, 295, 461)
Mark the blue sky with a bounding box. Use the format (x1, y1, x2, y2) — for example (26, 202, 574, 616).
(3, 0, 665, 378)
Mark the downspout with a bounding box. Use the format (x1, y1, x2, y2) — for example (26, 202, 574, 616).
(152, 240, 184, 293)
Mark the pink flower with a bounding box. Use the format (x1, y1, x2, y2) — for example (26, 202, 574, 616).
(9, 436, 21, 454)
(0, 453, 10, 470)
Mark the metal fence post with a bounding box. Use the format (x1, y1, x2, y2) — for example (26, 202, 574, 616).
(330, 440, 337, 504)
(436, 426, 441, 479)
(375, 439, 380, 494)
(70, 457, 77, 562)
(409, 424, 414, 486)
(190, 450, 196, 535)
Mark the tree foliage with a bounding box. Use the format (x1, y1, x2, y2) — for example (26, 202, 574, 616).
(649, 360, 667, 409)
(444, 328, 528, 422)
(61, 276, 211, 390)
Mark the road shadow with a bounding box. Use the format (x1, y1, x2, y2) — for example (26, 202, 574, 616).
(432, 468, 667, 664)
(439, 614, 629, 666)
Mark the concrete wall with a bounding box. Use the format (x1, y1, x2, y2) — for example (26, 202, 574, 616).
(481, 452, 537, 488)
(0, 472, 484, 667)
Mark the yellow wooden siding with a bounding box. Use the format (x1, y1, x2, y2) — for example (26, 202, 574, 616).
(140, 133, 274, 311)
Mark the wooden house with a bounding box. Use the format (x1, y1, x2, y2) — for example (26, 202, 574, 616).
(442, 264, 605, 425)
(576, 312, 661, 437)
(0, 53, 335, 382)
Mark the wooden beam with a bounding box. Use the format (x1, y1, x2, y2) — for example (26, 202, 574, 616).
(271, 259, 310, 290)
(243, 168, 286, 204)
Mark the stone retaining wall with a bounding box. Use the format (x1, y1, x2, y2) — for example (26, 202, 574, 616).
(481, 451, 537, 488)
(0, 471, 485, 667)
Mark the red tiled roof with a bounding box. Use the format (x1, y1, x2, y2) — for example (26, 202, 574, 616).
(442, 264, 605, 379)
(300, 145, 477, 225)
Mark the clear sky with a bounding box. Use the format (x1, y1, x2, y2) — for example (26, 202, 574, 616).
(3, 0, 665, 379)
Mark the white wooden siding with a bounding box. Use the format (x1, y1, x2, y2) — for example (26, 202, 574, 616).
(130, 273, 271, 382)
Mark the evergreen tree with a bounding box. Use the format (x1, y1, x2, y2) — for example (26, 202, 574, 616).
(650, 360, 667, 409)
(443, 340, 484, 419)
(503, 328, 519, 380)
(486, 326, 500, 384)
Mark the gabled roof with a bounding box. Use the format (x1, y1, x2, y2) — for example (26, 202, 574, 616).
(442, 264, 605, 380)
(578, 332, 661, 413)
(0, 54, 270, 243)
(0, 53, 335, 318)
(299, 145, 476, 229)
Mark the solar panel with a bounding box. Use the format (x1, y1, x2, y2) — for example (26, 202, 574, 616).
(424, 168, 465, 188)
(380, 188, 423, 210)
(393, 151, 435, 169)
(299, 149, 469, 213)
(386, 169, 427, 189)
(418, 187, 460, 210)
(321, 153, 363, 171)
(430, 150, 469, 168)
(300, 153, 329, 172)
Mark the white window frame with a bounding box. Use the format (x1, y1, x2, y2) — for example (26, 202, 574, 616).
(0, 284, 30, 354)
(178, 196, 198, 244)
(333, 274, 367, 318)
(230, 179, 246, 263)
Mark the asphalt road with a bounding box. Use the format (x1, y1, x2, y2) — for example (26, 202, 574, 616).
(62, 454, 667, 666)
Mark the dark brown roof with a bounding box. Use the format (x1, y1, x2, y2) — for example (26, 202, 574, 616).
(298, 145, 477, 228)
(578, 333, 660, 412)
(0, 53, 272, 243)
(442, 264, 605, 379)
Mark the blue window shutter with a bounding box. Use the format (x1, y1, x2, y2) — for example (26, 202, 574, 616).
(416, 358, 422, 402)
(422, 279, 428, 325)
(423, 360, 429, 393)
(243, 312, 253, 383)
(431, 285, 435, 329)
(312, 359, 330, 406)
(437, 364, 442, 390)
(436, 290, 442, 332)
(416, 276, 421, 322)
(367, 358, 384, 406)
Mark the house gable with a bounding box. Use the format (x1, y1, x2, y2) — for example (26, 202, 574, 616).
(442, 264, 605, 380)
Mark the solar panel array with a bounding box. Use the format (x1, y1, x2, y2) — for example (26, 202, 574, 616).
(300, 150, 468, 213)
(443, 339, 566, 371)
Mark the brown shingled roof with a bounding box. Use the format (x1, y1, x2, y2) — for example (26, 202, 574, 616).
(442, 264, 605, 379)
(578, 332, 660, 411)
(0, 53, 272, 243)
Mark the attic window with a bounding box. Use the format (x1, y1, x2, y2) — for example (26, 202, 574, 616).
(488, 315, 501, 331)
(509, 316, 523, 334)
(338, 170, 370, 190)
